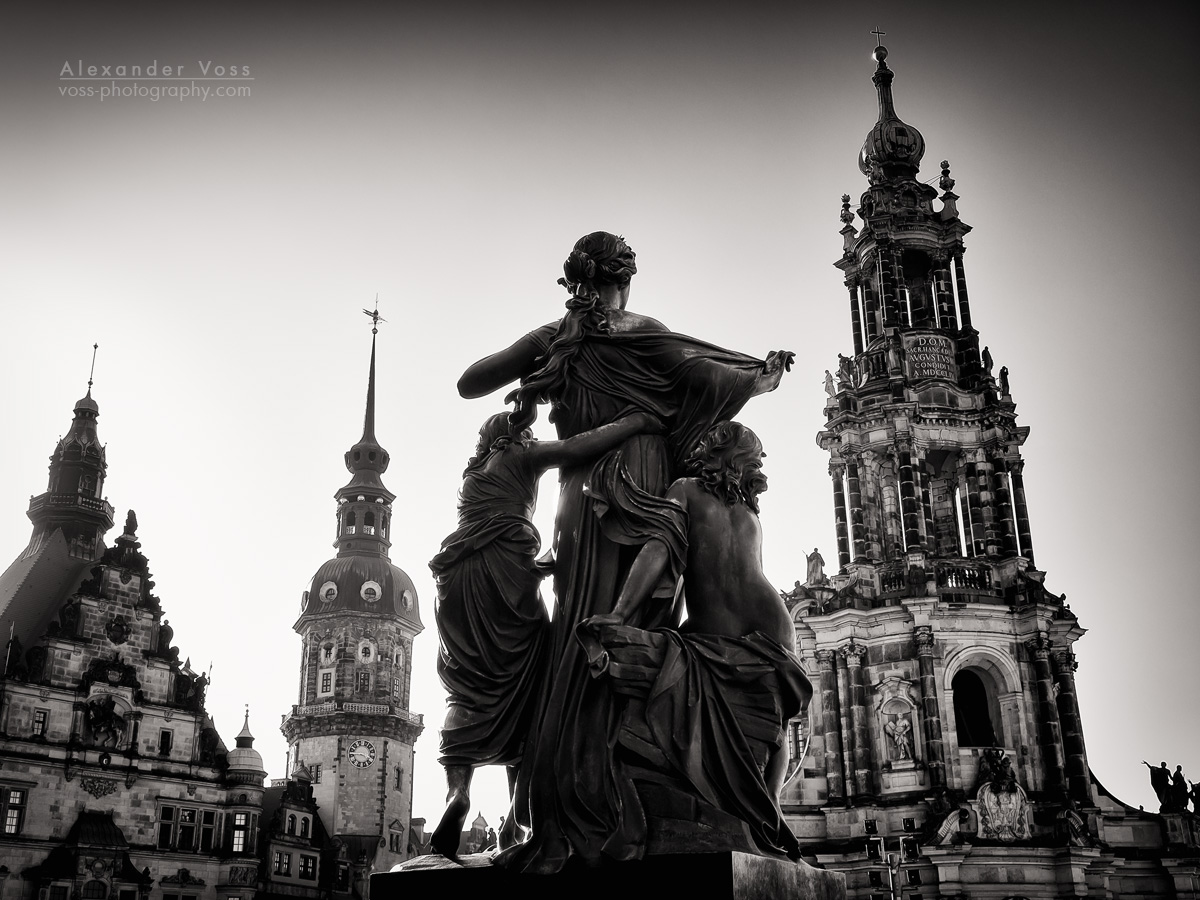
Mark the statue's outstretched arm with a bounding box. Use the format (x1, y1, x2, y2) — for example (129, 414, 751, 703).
(525, 412, 663, 472)
(752, 349, 796, 397)
(458, 331, 546, 399)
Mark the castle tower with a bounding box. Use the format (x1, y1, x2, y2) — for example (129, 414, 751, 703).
(780, 43, 1118, 898)
(281, 317, 424, 891)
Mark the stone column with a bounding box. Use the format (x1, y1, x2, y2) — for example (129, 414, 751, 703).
(919, 467, 937, 554)
(831, 463, 851, 570)
(1051, 648, 1092, 804)
(846, 458, 867, 563)
(975, 455, 999, 557)
(842, 643, 875, 797)
(1026, 634, 1066, 795)
(934, 254, 957, 330)
(1010, 460, 1036, 566)
(914, 627, 945, 789)
(863, 282, 881, 344)
(952, 251, 973, 329)
(992, 457, 1019, 557)
(896, 440, 922, 552)
(878, 245, 899, 327)
(816, 649, 846, 805)
(893, 248, 910, 327)
(847, 281, 864, 356)
(957, 476, 975, 558)
(963, 462, 984, 557)
(835, 651, 858, 797)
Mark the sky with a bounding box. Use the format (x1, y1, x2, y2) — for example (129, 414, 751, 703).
(1, 2, 1196, 830)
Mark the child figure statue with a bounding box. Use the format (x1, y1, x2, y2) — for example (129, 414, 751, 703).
(429, 409, 662, 857)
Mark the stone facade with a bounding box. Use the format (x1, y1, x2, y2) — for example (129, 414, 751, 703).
(778, 44, 1200, 900)
(0, 393, 266, 900)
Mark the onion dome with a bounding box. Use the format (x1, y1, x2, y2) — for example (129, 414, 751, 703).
(859, 45, 926, 183)
(226, 710, 266, 785)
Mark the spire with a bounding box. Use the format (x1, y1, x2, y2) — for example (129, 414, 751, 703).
(334, 308, 395, 559)
(858, 41, 926, 183)
(235, 705, 255, 747)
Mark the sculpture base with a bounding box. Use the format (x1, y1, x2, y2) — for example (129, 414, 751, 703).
(373, 850, 846, 900)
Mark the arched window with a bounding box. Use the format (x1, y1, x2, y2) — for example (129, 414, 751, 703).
(82, 883, 107, 900)
(380, 514, 388, 537)
(364, 511, 376, 535)
(952, 669, 999, 747)
(300, 816, 310, 838)
(287, 814, 296, 835)
(344, 511, 356, 534)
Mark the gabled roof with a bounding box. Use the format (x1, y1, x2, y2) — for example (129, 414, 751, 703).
(0, 528, 95, 648)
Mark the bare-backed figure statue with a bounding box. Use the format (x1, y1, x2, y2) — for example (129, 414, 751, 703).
(579, 421, 811, 860)
(429, 409, 663, 857)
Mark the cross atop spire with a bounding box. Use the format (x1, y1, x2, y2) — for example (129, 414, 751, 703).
(871, 27, 886, 48)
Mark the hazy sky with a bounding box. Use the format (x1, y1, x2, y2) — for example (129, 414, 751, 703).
(2, 2, 1196, 828)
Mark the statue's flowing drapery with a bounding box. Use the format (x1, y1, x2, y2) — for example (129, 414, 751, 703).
(430, 445, 549, 768)
(497, 320, 765, 873)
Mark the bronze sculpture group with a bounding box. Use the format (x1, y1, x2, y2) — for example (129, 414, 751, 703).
(428, 231, 807, 872)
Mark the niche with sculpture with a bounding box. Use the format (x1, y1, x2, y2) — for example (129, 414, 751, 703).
(874, 673, 925, 792)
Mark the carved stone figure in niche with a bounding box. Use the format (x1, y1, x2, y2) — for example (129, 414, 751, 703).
(805, 547, 826, 586)
(885, 715, 914, 760)
(579, 421, 810, 863)
(86, 695, 127, 748)
(981, 345, 994, 374)
(458, 231, 794, 873)
(886, 336, 903, 373)
(999, 365, 1010, 395)
(429, 408, 664, 857)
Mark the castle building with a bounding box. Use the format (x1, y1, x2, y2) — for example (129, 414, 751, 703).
(780, 43, 1199, 899)
(0, 388, 266, 900)
(280, 321, 424, 896)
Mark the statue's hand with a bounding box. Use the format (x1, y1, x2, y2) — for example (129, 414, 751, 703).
(582, 613, 623, 631)
(757, 350, 796, 394)
(635, 412, 668, 435)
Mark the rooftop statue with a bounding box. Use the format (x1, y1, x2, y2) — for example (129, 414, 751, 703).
(454, 232, 795, 873)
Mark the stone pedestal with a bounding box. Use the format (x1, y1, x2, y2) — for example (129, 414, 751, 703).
(373, 851, 846, 900)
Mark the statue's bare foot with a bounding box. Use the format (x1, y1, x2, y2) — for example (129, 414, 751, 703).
(430, 788, 469, 857)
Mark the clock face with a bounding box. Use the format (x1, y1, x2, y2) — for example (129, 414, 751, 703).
(348, 739, 376, 768)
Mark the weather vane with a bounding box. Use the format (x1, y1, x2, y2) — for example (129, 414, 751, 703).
(362, 294, 387, 335)
(871, 27, 886, 48)
(87, 342, 99, 391)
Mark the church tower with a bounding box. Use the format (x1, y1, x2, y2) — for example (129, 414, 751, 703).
(778, 42, 1131, 898)
(281, 315, 424, 893)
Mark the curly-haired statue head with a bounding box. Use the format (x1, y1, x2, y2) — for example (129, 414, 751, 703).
(463, 412, 532, 476)
(557, 232, 637, 302)
(509, 231, 637, 430)
(686, 421, 768, 514)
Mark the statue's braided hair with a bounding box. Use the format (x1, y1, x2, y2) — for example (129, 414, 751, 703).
(508, 232, 637, 429)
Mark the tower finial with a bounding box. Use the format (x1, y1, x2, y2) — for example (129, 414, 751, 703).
(359, 303, 386, 442)
(871, 26, 886, 49)
(87, 343, 99, 394)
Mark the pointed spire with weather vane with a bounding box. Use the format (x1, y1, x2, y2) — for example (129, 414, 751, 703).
(334, 303, 395, 559)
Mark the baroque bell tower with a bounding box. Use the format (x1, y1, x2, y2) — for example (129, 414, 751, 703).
(281, 312, 424, 890)
(780, 42, 1107, 897)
